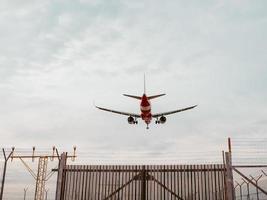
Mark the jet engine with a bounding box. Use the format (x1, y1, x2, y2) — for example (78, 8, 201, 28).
(159, 116, 166, 124)
(127, 116, 135, 124)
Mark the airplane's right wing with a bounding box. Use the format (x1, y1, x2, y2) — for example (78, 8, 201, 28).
(95, 106, 141, 118)
(152, 105, 197, 118)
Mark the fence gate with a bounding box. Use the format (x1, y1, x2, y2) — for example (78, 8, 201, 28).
(56, 164, 226, 200)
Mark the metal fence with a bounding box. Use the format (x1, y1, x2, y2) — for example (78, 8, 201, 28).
(59, 164, 226, 200)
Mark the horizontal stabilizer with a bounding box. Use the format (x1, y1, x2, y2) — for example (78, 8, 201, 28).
(148, 94, 166, 100)
(123, 94, 142, 100)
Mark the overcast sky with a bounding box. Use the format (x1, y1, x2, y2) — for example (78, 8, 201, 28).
(1, 0, 267, 155)
(0, 0, 267, 197)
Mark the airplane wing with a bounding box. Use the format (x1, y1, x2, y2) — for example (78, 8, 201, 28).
(95, 106, 141, 118)
(152, 105, 197, 118)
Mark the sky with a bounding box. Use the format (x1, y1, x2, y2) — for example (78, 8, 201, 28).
(0, 0, 267, 198)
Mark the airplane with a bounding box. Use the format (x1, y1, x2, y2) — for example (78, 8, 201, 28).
(95, 77, 197, 129)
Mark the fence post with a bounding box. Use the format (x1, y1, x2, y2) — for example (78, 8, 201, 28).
(0, 148, 14, 200)
(225, 152, 235, 200)
(141, 165, 146, 200)
(55, 153, 67, 200)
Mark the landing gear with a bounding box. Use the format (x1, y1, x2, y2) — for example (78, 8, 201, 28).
(146, 123, 149, 129)
(134, 121, 138, 124)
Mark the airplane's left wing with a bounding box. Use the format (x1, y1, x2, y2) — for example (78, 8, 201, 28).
(95, 106, 141, 118)
(152, 105, 197, 118)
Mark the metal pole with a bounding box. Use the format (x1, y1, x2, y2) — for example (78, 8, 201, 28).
(0, 161, 7, 200)
(45, 189, 49, 200)
(225, 152, 235, 200)
(228, 137, 232, 153)
(55, 153, 67, 200)
(24, 188, 28, 200)
(0, 148, 14, 200)
(141, 165, 146, 200)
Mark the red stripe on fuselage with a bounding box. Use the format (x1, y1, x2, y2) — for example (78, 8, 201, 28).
(140, 94, 152, 124)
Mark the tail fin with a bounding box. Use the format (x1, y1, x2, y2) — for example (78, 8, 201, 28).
(147, 94, 166, 100)
(144, 74, 146, 94)
(123, 94, 142, 100)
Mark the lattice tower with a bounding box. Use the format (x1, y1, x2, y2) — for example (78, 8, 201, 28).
(34, 157, 48, 200)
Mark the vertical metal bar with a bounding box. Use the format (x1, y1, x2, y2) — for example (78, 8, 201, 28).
(210, 165, 214, 200)
(154, 165, 157, 200)
(228, 138, 232, 153)
(199, 165, 203, 200)
(207, 165, 211, 200)
(180, 166, 183, 199)
(160, 165, 163, 200)
(130, 165, 133, 200)
(215, 165, 220, 200)
(62, 167, 67, 200)
(98, 166, 101, 200)
(191, 165, 194, 200)
(70, 165, 74, 200)
(188, 165, 191, 199)
(65, 165, 69, 200)
(222, 165, 226, 200)
(0, 159, 7, 200)
(55, 153, 67, 200)
(91, 166, 95, 199)
(193, 165, 197, 200)
(197, 165, 201, 200)
(157, 165, 160, 200)
(106, 166, 110, 200)
(109, 166, 115, 199)
(182, 165, 185, 199)
(171, 165, 176, 200)
(104, 165, 107, 199)
(78, 165, 82, 199)
(88, 165, 92, 200)
(176, 165, 179, 199)
(0, 148, 13, 200)
(139, 165, 142, 199)
(125, 165, 128, 200)
(256, 179, 259, 200)
(213, 165, 218, 200)
(246, 182, 250, 200)
(166, 165, 169, 200)
(141, 165, 146, 200)
(121, 165, 124, 199)
(84, 165, 89, 200)
(75, 165, 80, 200)
(147, 165, 149, 200)
(225, 152, 234, 200)
(165, 165, 167, 200)
(95, 166, 98, 200)
(205, 165, 208, 200)
(69, 165, 74, 200)
(135, 165, 137, 200)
